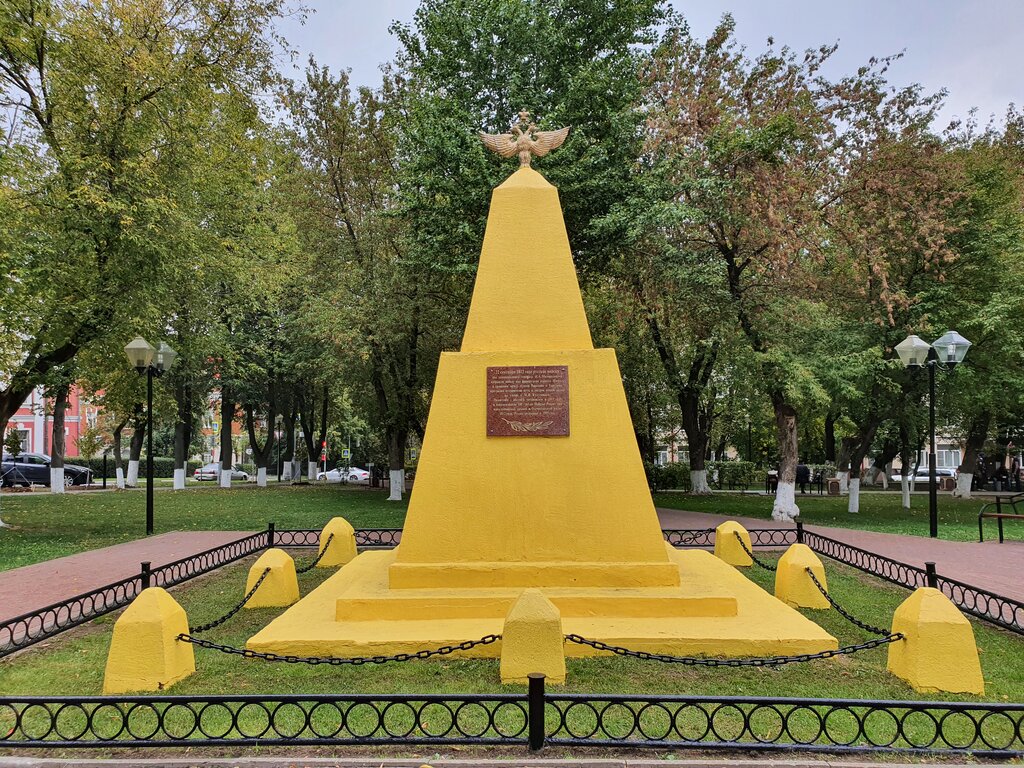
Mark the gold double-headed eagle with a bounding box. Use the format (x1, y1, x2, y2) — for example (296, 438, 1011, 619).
(479, 111, 570, 167)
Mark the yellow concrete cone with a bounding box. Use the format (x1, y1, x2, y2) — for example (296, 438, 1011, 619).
(244, 548, 300, 608)
(774, 544, 830, 609)
(500, 588, 566, 685)
(887, 587, 984, 694)
(316, 517, 359, 567)
(714, 521, 753, 567)
(102, 587, 195, 694)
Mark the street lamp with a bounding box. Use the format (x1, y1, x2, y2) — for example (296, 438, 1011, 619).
(895, 330, 971, 538)
(125, 336, 177, 536)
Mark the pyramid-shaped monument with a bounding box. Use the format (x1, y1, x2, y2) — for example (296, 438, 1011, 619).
(249, 123, 835, 660)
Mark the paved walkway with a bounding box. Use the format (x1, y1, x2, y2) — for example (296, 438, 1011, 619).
(656, 508, 1024, 601)
(0, 531, 252, 620)
(3, 514, 1022, 624)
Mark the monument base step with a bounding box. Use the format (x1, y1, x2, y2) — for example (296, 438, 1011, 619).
(247, 548, 837, 659)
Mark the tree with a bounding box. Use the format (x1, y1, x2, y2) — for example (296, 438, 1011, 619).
(0, 0, 288, 441)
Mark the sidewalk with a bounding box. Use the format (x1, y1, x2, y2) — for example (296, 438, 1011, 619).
(656, 507, 1024, 602)
(0, 531, 252, 620)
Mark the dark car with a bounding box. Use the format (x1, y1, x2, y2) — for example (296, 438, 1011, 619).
(1, 452, 93, 488)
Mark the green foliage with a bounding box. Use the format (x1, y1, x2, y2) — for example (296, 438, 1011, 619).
(3, 428, 23, 458)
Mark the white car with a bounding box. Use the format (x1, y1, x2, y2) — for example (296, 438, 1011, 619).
(317, 467, 370, 484)
(890, 468, 956, 484)
(194, 463, 250, 481)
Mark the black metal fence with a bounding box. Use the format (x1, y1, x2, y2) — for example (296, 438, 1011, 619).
(2, 677, 1023, 756)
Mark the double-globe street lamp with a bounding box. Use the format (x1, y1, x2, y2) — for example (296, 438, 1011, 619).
(895, 330, 971, 539)
(124, 336, 177, 536)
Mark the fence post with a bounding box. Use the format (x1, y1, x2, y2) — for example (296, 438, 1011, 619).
(528, 673, 546, 751)
(267, 521, 276, 548)
(140, 561, 151, 590)
(795, 520, 804, 544)
(925, 561, 938, 588)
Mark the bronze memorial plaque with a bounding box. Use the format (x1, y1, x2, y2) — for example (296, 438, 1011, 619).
(487, 365, 569, 437)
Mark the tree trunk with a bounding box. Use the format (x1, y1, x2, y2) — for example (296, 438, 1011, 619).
(49, 383, 70, 494)
(387, 427, 407, 502)
(770, 392, 800, 521)
(126, 417, 145, 488)
(280, 407, 296, 481)
(899, 425, 912, 509)
(866, 439, 898, 488)
(954, 411, 990, 499)
(113, 417, 127, 489)
(172, 382, 193, 491)
(244, 396, 276, 489)
(836, 437, 855, 494)
(219, 389, 233, 488)
(846, 420, 882, 514)
(824, 409, 838, 463)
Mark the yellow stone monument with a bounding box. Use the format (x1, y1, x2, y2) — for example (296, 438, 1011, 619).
(248, 112, 835, 661)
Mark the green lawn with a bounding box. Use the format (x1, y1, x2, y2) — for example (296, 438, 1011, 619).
(1, 552, 1021, 704)
(0, 485, 408, 571)
(655, 490, 1009, 542)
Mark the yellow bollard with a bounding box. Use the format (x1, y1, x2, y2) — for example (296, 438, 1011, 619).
(774, 544, 830, 609)
(499, 588, 566, 685)
(244, 548, 300, 608)
(714, 521, 753, 567)
(316, 517, 358, 567)
(103, 587, 195, 694)
(887, 587, 984, 695)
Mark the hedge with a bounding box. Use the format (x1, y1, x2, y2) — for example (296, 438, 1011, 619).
(73, 456, 203, 479)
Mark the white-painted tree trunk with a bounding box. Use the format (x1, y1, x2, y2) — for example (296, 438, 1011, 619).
(847, 478, 861, 514)
(281, 461, 293, 481)
(837, 470, 850, 495)
(116, 467, 125, 489)
(771, 480, 800, 521)
(172, 468, 186, 490)
(126, 460, 140, 487)
(308, 461, 318, 482)
(50, 467, 65, 494)
(291, 460, 301, 481)
(882, 463, 892, 490)
(256, 466, 267, 487)
(690, 469, 712, 494)
(219, 464, 232, 488)
(388, 469, 404, 501)
(901, 475, 911, 509)
(953, 472, 973, 498)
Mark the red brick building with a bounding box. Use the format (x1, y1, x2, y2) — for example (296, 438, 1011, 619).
(4, 386, 99, 458)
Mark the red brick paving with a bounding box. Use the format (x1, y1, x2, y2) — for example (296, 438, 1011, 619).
(657, 507, 1024, 602)
(0, 531, 253, 621)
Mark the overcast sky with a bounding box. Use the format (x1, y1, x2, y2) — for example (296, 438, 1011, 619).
(276, 1, 1022, 130)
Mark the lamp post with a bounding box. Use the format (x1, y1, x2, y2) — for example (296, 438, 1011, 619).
(895, 330, 971, 538)
(124, 337, 177, 536)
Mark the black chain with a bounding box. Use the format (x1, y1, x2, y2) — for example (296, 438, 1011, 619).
(296, 533, 335, 573)
(188, 567, 271, 634)
(564, 632, 902, 667)
(177, 633, 501, 665)
(734, 532, 777, 571)
(805, 567, 895, 637)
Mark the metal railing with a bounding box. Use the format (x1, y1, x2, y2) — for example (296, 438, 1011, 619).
(1, 677, 1022, 756)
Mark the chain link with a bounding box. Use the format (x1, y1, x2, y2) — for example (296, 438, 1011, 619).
(734, 532, 777, 571)
(564, 632, 902, 667)
(188, 567, 271, 634)
(295, 533, 335, 574)
(178, 633, 501, 665)
(805, 567, 894, 637)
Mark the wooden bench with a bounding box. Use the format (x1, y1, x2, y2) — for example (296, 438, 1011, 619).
(978, 492, 1024, 542)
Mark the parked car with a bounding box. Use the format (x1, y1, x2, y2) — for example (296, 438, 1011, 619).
(193, 463, 250, 482)
(890, 467, 956, 484)
(317, 467, 370, 484)
(1, 452, 93, 487)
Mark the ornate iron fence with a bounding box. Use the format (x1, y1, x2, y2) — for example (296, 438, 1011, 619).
(0, 531, 269, 658)
(2, 679, 1023, 756)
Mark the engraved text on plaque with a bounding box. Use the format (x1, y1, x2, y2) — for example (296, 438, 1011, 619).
(486, 366, 569, 436)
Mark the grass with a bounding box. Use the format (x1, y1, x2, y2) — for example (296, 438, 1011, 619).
(654, 490, 1011, 542)
(2, 552, 1022, 703)
(0, 485, 408, 571)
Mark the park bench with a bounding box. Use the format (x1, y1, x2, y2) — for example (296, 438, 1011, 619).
(978, 492, 1024, 542)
